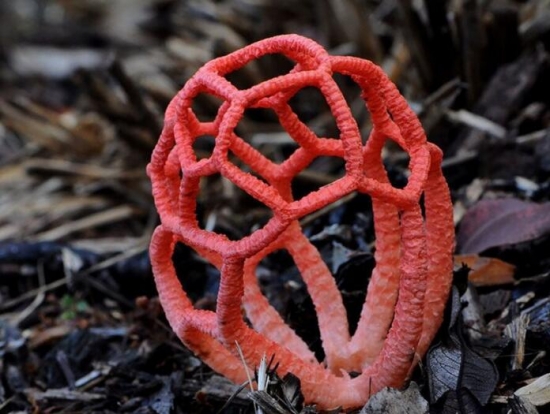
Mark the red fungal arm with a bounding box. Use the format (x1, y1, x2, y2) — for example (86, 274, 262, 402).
(417, 144, 455, 359)
(149, 227, 249, 384)
(148, 34, 454, 410)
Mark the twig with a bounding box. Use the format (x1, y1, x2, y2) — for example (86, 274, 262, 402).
(11, 259, 47, 326)
(34, 205, 141, 242)
(446, 109, 507, 138)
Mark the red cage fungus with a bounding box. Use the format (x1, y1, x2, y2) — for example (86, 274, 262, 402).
(148, 34, 454, 410)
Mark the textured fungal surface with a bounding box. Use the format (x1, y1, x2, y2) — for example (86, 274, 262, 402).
(148, 34, 454, 410)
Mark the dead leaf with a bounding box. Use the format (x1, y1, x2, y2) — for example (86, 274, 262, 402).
(454, 254, 516, 287)
(457, 198, 550, 254)
(427, 288, 499, 413)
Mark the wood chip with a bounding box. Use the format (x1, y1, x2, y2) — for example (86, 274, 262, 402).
(515, 373, 550, 406)
(24, 388, 104, 402)
(505, 314, 530, 371)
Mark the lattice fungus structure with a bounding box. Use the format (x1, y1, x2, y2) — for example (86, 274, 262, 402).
(148, 34, 454, 410)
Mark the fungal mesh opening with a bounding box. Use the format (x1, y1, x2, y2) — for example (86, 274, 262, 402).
(382, 139, 410, 189)
(298, 192, 376, 337)
(171, 242, 220, 309)
(224, 53, 294, 90)
(332, 73, 372, 143)
(290, 156, 346, 201)
(288, 86, 338, 139)
(196, 174, 273, 241)
(333, 241, 375, 337)
(234, 107, 296, 165)
(190, 92, 224, 122)
(192, 135, 215, 160)
(257, 248, 324, 362)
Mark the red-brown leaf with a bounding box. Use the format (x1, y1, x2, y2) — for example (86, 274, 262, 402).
(457, 199, 550, 254)
(454, 254, 515, 287)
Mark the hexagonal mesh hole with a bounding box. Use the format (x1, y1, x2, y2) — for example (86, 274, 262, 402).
(196, 174, 274, 241)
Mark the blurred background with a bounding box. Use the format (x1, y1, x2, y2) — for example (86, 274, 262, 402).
(0, 0, 549, 246)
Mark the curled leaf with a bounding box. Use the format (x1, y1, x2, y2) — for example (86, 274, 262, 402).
(427, 287, 499, 412)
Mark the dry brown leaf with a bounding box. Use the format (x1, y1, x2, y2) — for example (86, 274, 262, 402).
(454, 254, 516, 287)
